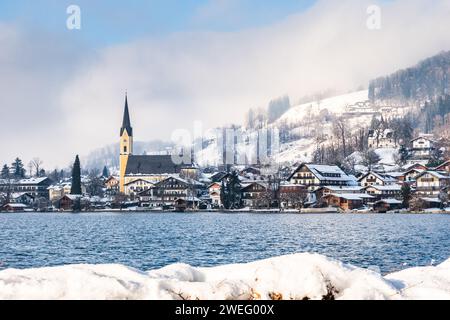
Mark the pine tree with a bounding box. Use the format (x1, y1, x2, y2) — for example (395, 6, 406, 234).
(401, 184, 412, 209)
(227, 171, 242, 209)
(220, 180, 229, 209)
(102, 166, 110, 178)
(1, 165, 10, 179)
(11, 158, 25, 179)
(71, 155, 82, 195)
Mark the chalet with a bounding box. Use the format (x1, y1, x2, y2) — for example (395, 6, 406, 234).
(358, 171, 396, 187)
(323, 193, 374, 211)
(415, 171, 450, 196)
(373, 199, 402, 213)
(139, 176, 202, 207)
(403, 168, 425, 182)
(10, 192, 35, 205)
(208, 182, 222, 207)
(123, 179, 154, 197)
(435, 160, 450, 173)
(0, 177, 53, 199)
(241, 182, 268, 208)
(288, 164, 356, 192)
(410, 135, 435, 159)
(104, 176, 120, 195)
(364, 184, 402, 201)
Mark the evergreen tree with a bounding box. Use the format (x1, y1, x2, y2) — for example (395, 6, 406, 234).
(227, 171, 242, 209)
(102, 166, 110, 178)
(70, 155, 82, 195)
(11, 158, 25, 179)
(398, 145, 409, 164)
(38, 168, 46, 177)
(401, 184, 412, 209)
(1, 165, 10, 179)
(220, 180, 229, 209)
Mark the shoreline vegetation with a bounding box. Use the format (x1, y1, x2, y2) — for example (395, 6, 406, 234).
(1, 252, 449, 300)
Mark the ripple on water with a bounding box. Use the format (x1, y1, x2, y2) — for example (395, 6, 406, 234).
(0, 212, 450, 273)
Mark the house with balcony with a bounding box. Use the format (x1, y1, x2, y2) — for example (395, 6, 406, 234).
(410, 135, 435, 161)
(415, 171, 450, 196)
(288, 164, 356, 192)
(358, 171, 397, 187)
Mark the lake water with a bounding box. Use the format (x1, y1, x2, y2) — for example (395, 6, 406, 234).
(1, 212, 449, 274)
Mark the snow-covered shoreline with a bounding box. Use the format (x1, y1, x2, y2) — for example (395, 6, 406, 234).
(1, 253, 449, 300)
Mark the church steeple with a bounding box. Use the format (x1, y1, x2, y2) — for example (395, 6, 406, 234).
(120, 93, 133, 136)
(119, 93, 133, 193)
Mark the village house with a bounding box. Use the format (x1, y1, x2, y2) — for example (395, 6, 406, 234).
(208, 182, 222, 207)
(241, 182, 268, 208)
(322, 193, 374, 211)
(57, 194, 83, 211)
(364, 184, 402, 201)
(1, 203, 30, 212)
(415, 171, 450, 196)
(315, 186, 365, 200)
(288, 164, 356, 192)
(0, 177, 53, 200)
(9, 192, 35, 206)
(123, 178, 155, 197)
(138, 176, 202, 208)
(402, 168, 425, 183)
(104, 176, 120, 195)
(410, 135, 435, 160)
(358, 171, 397, 187)
(47, 181, 87, 202)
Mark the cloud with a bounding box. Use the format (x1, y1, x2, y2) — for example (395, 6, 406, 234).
(2, 0, 450, 168)
(0, 22, 85, 169)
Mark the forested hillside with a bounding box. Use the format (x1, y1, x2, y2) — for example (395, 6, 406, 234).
(369, 51, 450, 103)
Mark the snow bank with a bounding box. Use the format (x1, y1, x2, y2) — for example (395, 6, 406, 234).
(1, 253, 449, 300)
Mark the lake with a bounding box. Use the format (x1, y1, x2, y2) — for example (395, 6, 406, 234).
(1, 212, 449, 274)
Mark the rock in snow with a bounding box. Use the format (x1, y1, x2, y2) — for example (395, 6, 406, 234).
(0, 253, 449, 300)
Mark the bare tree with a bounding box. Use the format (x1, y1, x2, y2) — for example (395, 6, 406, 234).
(30, 158, 44, 177)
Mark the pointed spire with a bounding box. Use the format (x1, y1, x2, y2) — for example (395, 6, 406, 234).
(120, 92, 133, 136)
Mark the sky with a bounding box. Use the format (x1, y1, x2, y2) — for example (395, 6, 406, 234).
(1, 0, 450, 169)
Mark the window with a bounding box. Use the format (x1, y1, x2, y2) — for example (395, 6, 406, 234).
(124, 146, 127, 153)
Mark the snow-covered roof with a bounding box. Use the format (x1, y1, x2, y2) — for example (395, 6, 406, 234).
(417, 171, 450, 180)
(319, 186, 364, 192)
(326, 193, 374, 200)
(2, 203, 28, 208)
(376, 198, 402, 204)
(17, 177, 49, 185)
(303, 164, 353, 182)
(420, 197, 441, 203)
(365, 185, 402, 191)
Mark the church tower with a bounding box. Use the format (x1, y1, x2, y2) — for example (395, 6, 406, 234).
(119, 94, 133, 193)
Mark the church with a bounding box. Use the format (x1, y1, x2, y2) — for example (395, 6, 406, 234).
(119, 95, 198, 194)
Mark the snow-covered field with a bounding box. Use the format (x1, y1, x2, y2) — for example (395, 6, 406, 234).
(1, 253, 449, 300)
